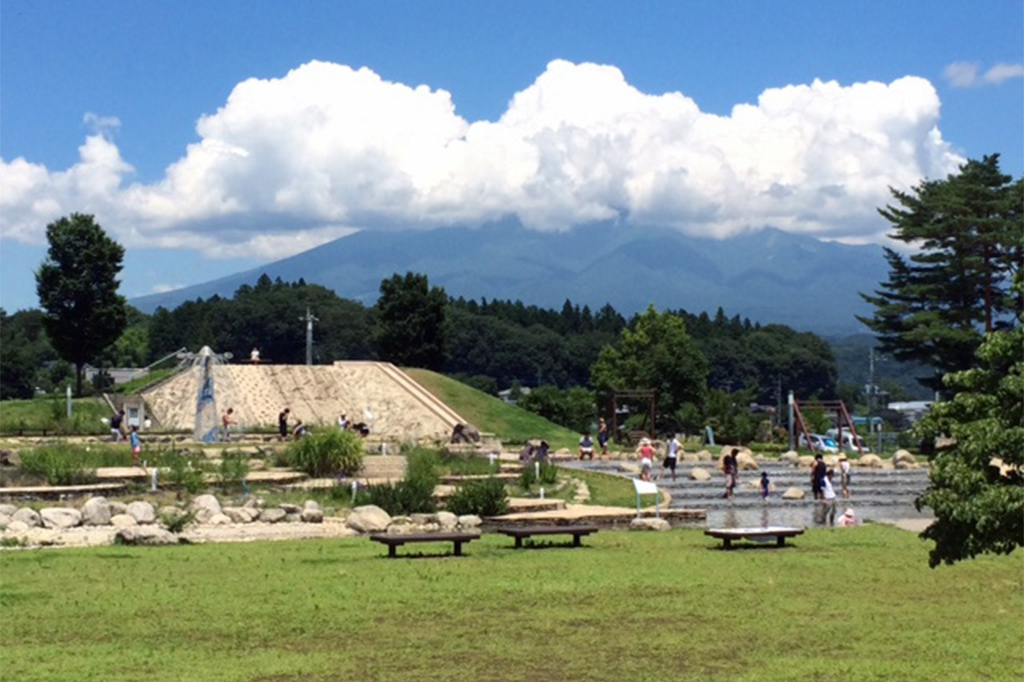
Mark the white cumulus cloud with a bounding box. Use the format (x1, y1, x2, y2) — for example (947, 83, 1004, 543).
(0, 59, 964, 257)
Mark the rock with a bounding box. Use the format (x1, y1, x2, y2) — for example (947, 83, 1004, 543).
(26, 528, 59, 546)
(346, 505, 392, 533)
(243, 497, 262, 509)
(12, 508, 41, 528)
(386, 523, 416, 535)
(409, 513, 434, 525)
(222, 507, 256, 523)
(689, 468, 712, 482)
(0, 513, 10, 529)
(797, 455, 815, 467)
(116, 526, 179, 546)
(81, 497, 112, 526)
(284, 513, 302, 523)
(109, 501, 128, 515)
(694, 450, 714, 461)
(435, 511, 458, 529)
(718, 448, 758, 471)
(629, 518, 671, 531)
(0, 503, 17, 516)
(110, 514, 137, 528)
(40, 507, 82, 529)
(555, 447, 572, 458)
(127, 501, 156, 525)
(780, 451, 800, 465)
(258, 508, 287, 524)
(681, 453, 700, 463)
(301, 508, 324, 523)
(5, 520, 30, 534)
(858, 454, 883, 468)
(158, 506, 183, 520)
(279, 503, 301, 514)
(893, 449, 917, 465)
(191, 494, 222, 522)
(303, 500, 322, 513)
(457, 514, 482, 528)
(782, 487, 806, 500)
(206, 513, 232, 526)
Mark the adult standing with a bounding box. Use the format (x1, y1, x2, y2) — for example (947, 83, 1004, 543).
(822, 469, 838, 525)
(722, 447, 739, 499)
(278, 408, 290, 441)
(597, 418, 609, 456)
(110, 409, 125, 442)
(659, 434, 680, 481)
(839, 454, 851, 499)
(811, 454, 827, 500)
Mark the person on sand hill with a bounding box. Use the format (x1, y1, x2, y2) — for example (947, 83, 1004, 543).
(278, 408, 290, 441)
(222, 408, 237, 442)
(338, 413, 348, 431)
(292, 419, 307, 439)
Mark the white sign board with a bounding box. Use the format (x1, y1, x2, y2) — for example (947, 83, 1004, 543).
(632, 478, 659, 495)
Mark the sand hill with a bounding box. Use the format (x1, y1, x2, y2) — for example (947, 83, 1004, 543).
(141, 362, 464, 442)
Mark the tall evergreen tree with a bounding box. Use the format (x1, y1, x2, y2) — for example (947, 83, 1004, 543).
(374, 272, 448, 370)
(35, 214, 127, 395)
(859, 155, 1022, 393)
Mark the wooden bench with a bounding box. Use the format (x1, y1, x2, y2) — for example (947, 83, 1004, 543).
(496, 525, 600, 549)
(704, 526, 804, 549)
(369, 532, 480, 558)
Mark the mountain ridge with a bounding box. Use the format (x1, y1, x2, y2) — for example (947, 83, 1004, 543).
(130, 222, 888, 335)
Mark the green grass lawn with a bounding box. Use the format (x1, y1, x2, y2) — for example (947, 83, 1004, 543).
(0, 397, 110, 436)
(406, 368, 581, 449)
(1, 526, 1020, 682)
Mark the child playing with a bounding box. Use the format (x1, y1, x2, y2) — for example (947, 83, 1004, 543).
(760, 471, 770, 501)
(129, 425, 142, 467)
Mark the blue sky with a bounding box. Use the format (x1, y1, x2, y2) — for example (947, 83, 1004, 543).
(2, 0, 1022, 312)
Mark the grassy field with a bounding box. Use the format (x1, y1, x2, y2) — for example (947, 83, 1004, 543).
(0, 397, 110, 436)
(1, 526, 1020, 682)
(406, 368, 581, 449)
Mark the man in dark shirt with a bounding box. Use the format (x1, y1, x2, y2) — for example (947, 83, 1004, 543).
(812, 454, 827, 500)
(110, 410, 125, 442)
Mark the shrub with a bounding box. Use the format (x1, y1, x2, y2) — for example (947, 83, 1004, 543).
(217, 451, 250, 492)
(163, 452, 206, 494)
(363, 448, 439, 515)
(539, 462, 559, 485)
(159, 508, 198, 533)
(20, 444, 95, 485)
(285, 429, 364, 477)
(446, 477, 509, 517)
(519, 465, 536, 490)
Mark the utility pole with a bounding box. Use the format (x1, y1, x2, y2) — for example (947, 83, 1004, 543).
(300, 308, 318, 366)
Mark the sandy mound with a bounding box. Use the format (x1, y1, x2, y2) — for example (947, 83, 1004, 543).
(142, 362, 464, 442)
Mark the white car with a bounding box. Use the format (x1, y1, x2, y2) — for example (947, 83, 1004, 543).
(826, 429, 865, 452)
(798, 433, 839, 453)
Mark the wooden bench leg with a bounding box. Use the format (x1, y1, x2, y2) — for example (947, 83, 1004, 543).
(573, 533, 582, 547)
(723, 537, 732, 550)
(453, 541, 462, 556)
(514, 536, 523, 549)
(777, 536, 785, 547)
(388, 544, 398, 559)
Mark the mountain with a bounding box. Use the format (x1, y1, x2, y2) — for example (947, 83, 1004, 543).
(130, 221, 889, 335)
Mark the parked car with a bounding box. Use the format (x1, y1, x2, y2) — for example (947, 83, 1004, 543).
(826, 429, 866, 452)
(798, 433, 839, 453)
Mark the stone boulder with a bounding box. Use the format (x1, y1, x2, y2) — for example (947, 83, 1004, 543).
(206, 513, 232, 526)
(0, 512, 10, 530)
(346, 505, 392, 533)
(81, 497, 112, 526)
(258, 508, 287, 524)
(191, 494, 222, 522)
(110, 514, 137, 528)
(690, 468, 712, 482)
(780, 451, 800, 465)
(40, 507, 82, 529)
(109, 501, 128, 515)
(893, 450, 917, 466)
(629, 518, 671, 531)
(5, 520, 30, 534)
(115, 526, 178, 546)
(12, 507, 41, 528)
(781, 487, 806, 500)
(857, 454, 883, 468)
(797, 455, 815, 467)
(301, 501, 323, 523)
(0, 503, 18, 516)
(435, 511, 458, 530)
(694, 450, 714, 461)
(457, 514, 482, 528)
(718, 449, 758, 471)
(284, 513, 302, 523)
(279, 503, 301, 514)
(127, 501, 156, 525)
(681, 453, 700, 463)
(222, 507, 257, 524)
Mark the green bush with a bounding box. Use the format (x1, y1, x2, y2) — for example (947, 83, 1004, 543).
(158, 508, 198, 533)
(539, 462, 559, 485)
(217, 451, 250, 492)
(285, 429, 364, 477)
(519, 465, 536, 489)
(19, 444, 100, 485)
(362, 448, 439, 515)
(446, 477, 508, 516)
(163, 452, 206, 494)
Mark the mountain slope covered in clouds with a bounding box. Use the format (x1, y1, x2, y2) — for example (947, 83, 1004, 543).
(130, 222, 888, 335)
